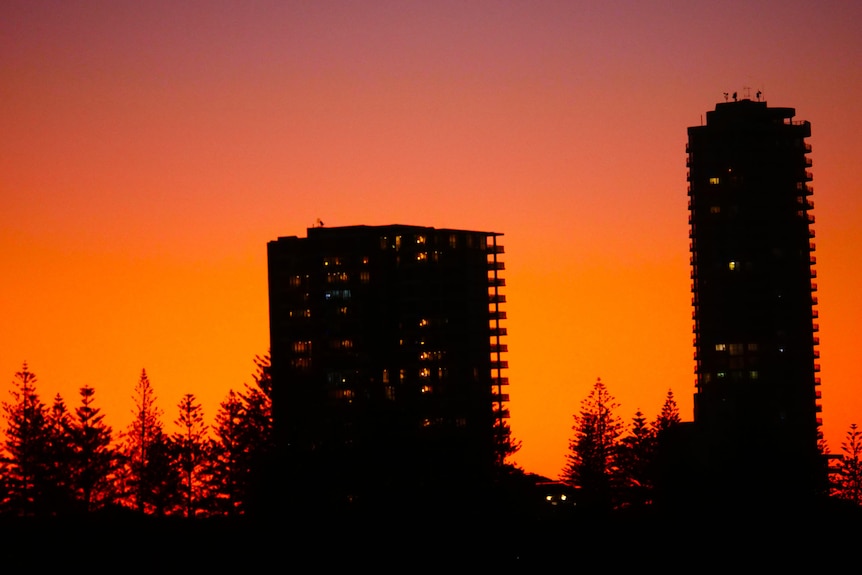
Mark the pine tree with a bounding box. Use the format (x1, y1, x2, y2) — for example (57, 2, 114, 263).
(653, 389, 681, 435)
(69, 385, 116, 512)
(837, 423, 862, 505)
(120, 369, 178, 515)
(208, 390, 246, 516)
(561, 378, 624, 511)
(1, 363, 51, 516)
(44, 393, 75, 513)
(172, 393, 208, 518)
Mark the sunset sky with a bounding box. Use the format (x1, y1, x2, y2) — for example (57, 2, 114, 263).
(2, 1, 862, 479)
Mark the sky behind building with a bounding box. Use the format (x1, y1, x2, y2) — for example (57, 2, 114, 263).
(2, 1, 862, 479)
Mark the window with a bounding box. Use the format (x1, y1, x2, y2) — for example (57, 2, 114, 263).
(729, 343, 744, 356)
(715, 343, 726, 352)
(292, 340, 312, 353)
(728, 261, 738, 271)
(710, 206, 721, 214)
(709, 177, 720, 185)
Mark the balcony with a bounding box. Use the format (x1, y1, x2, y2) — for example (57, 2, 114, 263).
(804, 171, 813, 181)
(814, 363, 820, 372)
(490, 326, 508, 336)
(491, 360, 509, 370)
(815, 377, 821, 386)
(812, 309, 819, 319)
(492, 376, 510, 386)
(805, 157, 813, 167)
(815, 404, 822, 413)
(809, 242, 816, 252)
(811, 282, 818, 292)
(487, 244, 505, 254)
(489, 294, 507, 304)
(815, 390, 822, 399)
(488, 277, 506, 287)
(490, 343, 509, 353)
(488, 261, 505, 271)
(489, 310, 507, 320)
(811, 269, 817, 278)
(813, 323, 819, 332)
(493, 393, 510, 403)
(804, 143, 812, 153)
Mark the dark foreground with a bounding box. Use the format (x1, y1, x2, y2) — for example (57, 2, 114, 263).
(1, 499, 860, 569)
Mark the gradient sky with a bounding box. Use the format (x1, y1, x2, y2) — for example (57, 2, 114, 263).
(2, 1, 861, 479)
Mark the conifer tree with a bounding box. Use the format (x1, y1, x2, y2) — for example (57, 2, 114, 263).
(1, 363, 51, 516)
(653, 389, 681, 435)
(44, 393, 75, 513)
(173, 393, 208, 518)
(618, 408, 654, 507)
(561, 378, 624, 511)
(120, 369, 178, 515)
(208, 390, 246, 516)
(69, 385, 116, 512)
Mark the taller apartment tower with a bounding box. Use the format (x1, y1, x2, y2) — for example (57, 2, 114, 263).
(687, 98, 823, 501)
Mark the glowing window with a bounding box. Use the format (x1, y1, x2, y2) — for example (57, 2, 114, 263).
(715, 344, 726, 352)
(709, 177, 720, 185)
(749, 371, 759, 380)
(728, 261, 738, 271)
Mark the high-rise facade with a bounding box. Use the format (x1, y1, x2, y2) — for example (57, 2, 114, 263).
(267, 224, 508, 510)
(687, 99, 823, 501)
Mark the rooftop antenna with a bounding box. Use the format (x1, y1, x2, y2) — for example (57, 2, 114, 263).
(723, 92, 729, 102)
(756, 90, 762, 101)
(732, 91, 738, 102)
(315, 218, 325, 228)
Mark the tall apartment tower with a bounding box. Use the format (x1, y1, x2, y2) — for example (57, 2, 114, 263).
(687, 99, 823, 502)
(267, 224, 508, 511)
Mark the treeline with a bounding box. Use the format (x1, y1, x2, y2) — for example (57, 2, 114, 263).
(0, 357, 272, 518)
(559, 378, 862, 510)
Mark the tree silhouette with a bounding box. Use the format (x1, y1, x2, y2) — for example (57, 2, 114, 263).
(172, 393, 209, 518)
(119, 369, 178, 515)
(69, 385, 116, 512)
(618, 408, 654, 508)
(44, 393, 76, 513)
(208, 390, 246, 516)
(653, 389, 681, 435)
(208, 355, 274, 516)
(837, 423, 862, 506)
(1, 363, 52, 516)
(561, 378, 624, 511)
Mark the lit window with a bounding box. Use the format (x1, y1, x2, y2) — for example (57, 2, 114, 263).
(419, 368, 430, 379)
(292, 341, 312, 353)
(709, 177, 720, 185)
(715, 343, 727, 351)
(395, 236, 402, 250)
(749, 371, 759, 380)
(419, 318, 429, 327)
(290, 275, 302, 287)
(421, 384, 432, 394)
(449, 234, 458, 248)
(717, 371, 727, 378)
(416, 235, 426, 245)
(728, 261, 738, 271)
(385, 385, 395, 400)
(416, 252, 427, 262)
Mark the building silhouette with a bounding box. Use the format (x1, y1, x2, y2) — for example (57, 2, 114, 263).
(686, 98, 824, 504)
(267, 224, 508, 512)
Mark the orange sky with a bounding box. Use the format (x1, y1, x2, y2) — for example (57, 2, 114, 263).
(2, 1, 862, 479)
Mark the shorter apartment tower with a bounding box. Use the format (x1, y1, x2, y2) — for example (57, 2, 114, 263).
(267, 224, 508, 511)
